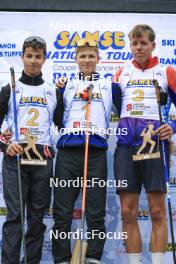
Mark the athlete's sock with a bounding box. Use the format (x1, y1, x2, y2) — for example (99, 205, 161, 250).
(151, 252, 165, 264)
(127, 253, 142, 263)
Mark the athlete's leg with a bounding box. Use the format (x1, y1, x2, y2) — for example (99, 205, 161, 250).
(148, 192, 167, 252)
(120, 191, 141, 253)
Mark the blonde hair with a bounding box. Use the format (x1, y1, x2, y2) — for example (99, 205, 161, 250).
(128, 24, 155, 42)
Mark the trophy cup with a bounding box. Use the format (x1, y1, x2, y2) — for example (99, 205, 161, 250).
(20, 128, 47, 166)
(133, 123, 160, 161)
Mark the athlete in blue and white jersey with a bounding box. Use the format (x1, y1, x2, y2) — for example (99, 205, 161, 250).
(52, 38, 112, 264)
(113, 24, 176, 264)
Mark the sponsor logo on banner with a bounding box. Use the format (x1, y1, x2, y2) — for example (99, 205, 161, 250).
(110, 113, 119, 122)
(53, 31, 125, 50)
(166, 243, 176, 252)
(43, 239, 52, 252)
(0, 207, 7, 216)
(169, 177, 176, 190)
(150, 243, 176, 251)
(137, 210, 149, 221)
(50, 31, 133, 81)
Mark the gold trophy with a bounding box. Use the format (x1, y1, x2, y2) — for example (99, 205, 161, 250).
(20, 128, 47, 165)
(133, 123, 160, 161)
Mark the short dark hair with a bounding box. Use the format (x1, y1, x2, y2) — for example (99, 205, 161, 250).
(128, 24, 156, 42)
(22, 36, 47, 57)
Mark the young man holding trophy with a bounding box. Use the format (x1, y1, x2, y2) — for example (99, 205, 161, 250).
(113, 24, 176, 264)
(0, 36, 63, 263)
(52, 38, 112, 264)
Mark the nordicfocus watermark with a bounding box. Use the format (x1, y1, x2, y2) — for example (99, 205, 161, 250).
(52, 126, 128, 137)
(49, 21, 127, 32)
(54, 72, 123, 84)
(50, 229, 128, 240)
(50, 177, 128, 188)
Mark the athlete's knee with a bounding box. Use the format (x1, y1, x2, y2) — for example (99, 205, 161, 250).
(53, 208, 73, 226)
(150, 206, 166, 224)
(27, 221, 46, 236)
(121, 205, 138, 224)
(6, 210, 22, 223)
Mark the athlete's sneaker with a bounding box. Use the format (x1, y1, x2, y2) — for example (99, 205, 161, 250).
(85, 258, 102, 264)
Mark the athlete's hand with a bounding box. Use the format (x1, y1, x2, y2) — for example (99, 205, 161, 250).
(2, 129, 13, 142)
(154, 124, 173, 140)
(6, 143, 24, 157)
(56, 77, 67, 89)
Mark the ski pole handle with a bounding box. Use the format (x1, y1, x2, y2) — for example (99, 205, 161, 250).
(10, 67, 19, 143)
(10, 67, 15, 89)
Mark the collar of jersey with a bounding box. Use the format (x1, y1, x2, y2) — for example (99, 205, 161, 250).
(19, 71, 44, 86)
(132, 56, 159, 70)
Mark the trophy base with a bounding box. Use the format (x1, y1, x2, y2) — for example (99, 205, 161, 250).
(20, 159, 47, 166)
(133, 152, 160, 161)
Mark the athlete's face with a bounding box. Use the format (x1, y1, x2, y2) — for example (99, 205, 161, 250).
(22, 47, 45, 77)
(130, 35, 155, 67)
(76, 48, 99, 77)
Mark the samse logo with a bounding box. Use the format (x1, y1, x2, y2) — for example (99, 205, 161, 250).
(54, 31, 125, 50)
